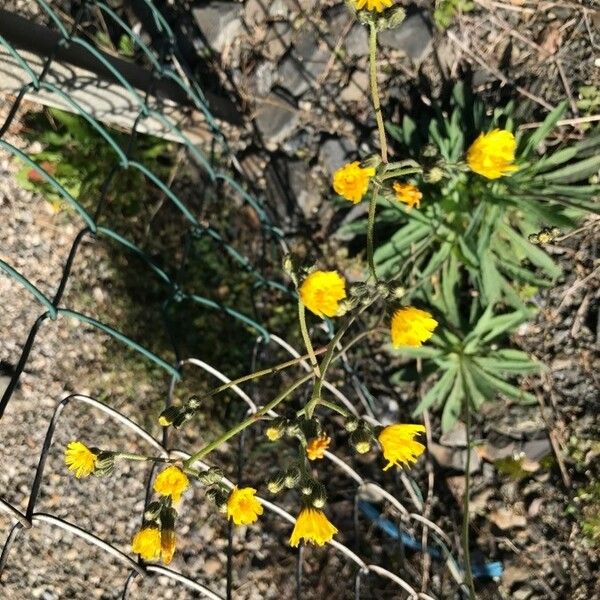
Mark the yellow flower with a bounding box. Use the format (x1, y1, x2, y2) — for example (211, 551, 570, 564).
(306, 435, 331, 460)
(351, 0, 393, 12)
(378, 424, 426, 471)
(299, 270, 347, 318)
(227, 486, 264, 525)
(332, 161, 376, 204)
(160, 528, 176, 565)
(393, 182, 422, 209)
(266, 426, 283, 441)
(289, 507, 338, 547)
(153, 466, 189, 503)
(390, 307, 438, 348)
(466, 129, 518, 179)
(131, 526, 161, 561)
(65, 441, 98, 478)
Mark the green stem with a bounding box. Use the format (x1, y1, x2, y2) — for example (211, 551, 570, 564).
(366, 181, 380, 282)
(315, 398, 351, 417)
(461, 366, 477, 600)
(298, 300, 321, 378)
(115, 452, 173, 464)
(369, 22, 387, 164)
(184, 375, 312, 468)
(380, 167, 423, 181)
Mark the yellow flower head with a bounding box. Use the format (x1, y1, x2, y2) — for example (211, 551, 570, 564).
(160, 528, 176, 565)
(266, 426, 283, 441)
(390, 307, 438, 348)
(306, 435, 331, 461)
(351, 0, 393, 12)
(65, 441, 98, 478)
(378, 424, 426, 471)
(153, 466, 189, 503)
(466, 129, 518, 179)
(131, 526, 161, 561)
(289, 507, 338, 547)
(333, 161, 376, 204)
(227, 486, 264, 525)
(300, 270, 347, 318)
(393, 182, 422, 209)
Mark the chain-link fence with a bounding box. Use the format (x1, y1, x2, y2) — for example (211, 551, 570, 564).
(0, 1, 477, 597)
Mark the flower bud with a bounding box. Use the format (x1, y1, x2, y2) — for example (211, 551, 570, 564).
(144, 501, 162, 521)
(284, 466, 301, 489)
(265, 417, 287, 441)
(391, 286, 406, 299)
(159, 405, 180, 427)
(198, 467, 224, 485)
(206, 487, 229, 512)
(310, 483, 327, 509)
(267, 474, 286, 494)
(344, 417, 360, 433)
(93, 451, 115, 477)
(424, 167, 444, 184)
(299, 477, 315, 496)
(350, 426, 373, 454)
(187, 396, 202, 410)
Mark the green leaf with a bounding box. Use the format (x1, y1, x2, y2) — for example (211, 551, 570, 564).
(441, 372, 464, 432)
(373, 220, 430, 263)
(470, 362, 537, 404)
(520, 102, 568, 158)
(540, 154, 600, 184)
(413, 363, 459, 415)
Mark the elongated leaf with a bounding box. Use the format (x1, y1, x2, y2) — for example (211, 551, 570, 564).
(441, 372, 464, 433)
(540, 154, 600, 184)
(413, 364, 458, 415)
(470, 362, 537, 404)
(374, 221, 430, 263)
(520, 102, 567, 158)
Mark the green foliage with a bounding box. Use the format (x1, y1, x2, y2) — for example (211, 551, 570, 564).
(392, 303, 541, 431)
(16, 107, 173, 214)
(434, 0, 474, 29)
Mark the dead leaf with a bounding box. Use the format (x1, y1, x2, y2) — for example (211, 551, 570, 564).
(537, 23, 562, 56)
(490, 507, 527, 530)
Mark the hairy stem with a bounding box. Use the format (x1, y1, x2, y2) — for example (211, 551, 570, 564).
(369, 22, 387, 164)
(298, 300, 321, 378)
(366, 181, 381, 282)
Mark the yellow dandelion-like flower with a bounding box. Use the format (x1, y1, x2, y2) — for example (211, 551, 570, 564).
(393, 182, 422, 209)
(306, 435, 331, 460)
(153, 465, 189, 503)
(466, 129, 518, 180)
(64, 441, 98, 478)
(378, 424, 426, 471)
(160, 528, 176, 565)
(299, 270, 347, 318)
(289, 507, 338, 547)
(351, 0, 393, 12)
(227, 486, 264, 525)
(131, 526, 161, 561)
(390, 307, 438, 348)
(332, 161, 376, 204)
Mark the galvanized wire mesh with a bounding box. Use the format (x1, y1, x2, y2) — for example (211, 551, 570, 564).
(0, 1, 468, 597)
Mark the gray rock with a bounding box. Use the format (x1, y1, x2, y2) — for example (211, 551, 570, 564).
(255, 92, 300, 150)
(439, 421, 467, 447)
(192, 2, 243, 53)
(346, 24, 368, 57)
(319, 137, 357, 174)
(277, 34, 328, 97)
(429, 442, 481, 474)
(252, 61, 276, 97)
(288, 160, 321, 217)
(378, 12, 433, 61)
(340, 69, 368, 103)
(264, 21, 293, 59)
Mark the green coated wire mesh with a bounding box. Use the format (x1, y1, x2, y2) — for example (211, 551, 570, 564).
(0, 2, 465, 598)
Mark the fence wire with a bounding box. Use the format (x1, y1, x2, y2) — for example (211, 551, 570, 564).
(0, 1, 469, 598)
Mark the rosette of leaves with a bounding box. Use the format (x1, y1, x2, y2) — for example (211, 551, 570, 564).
(338, 83, 600, 310)
(392, 301, 541, 432)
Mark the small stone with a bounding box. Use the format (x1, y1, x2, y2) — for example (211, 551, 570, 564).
(203, 557, 222, 576)
(277, 34, 328, 97)
(428, 442, 481, 473)
(318, 137, 356, 174)
(251, 61, 276, 97)
(490, 507, 527, 530)
(193, 2, 243, 53)
(346, 24, 368, 57)
(379, 12, 433, 61)
(254, 93, 300, 150)
(288, 160, 321, 217)
(340, 70, 368, 103)
(264, 21, 293, 60)
(439, 421, 467, 447)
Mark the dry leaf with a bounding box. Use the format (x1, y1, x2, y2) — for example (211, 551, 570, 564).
(537, 23, 562, 56)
